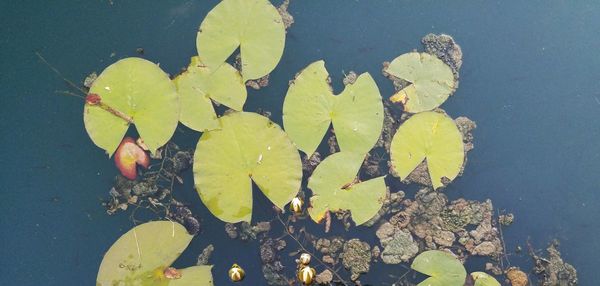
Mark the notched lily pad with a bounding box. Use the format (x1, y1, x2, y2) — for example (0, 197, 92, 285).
(97, 221, 213, 286)
(283, 60, 384, 156)
(384, 52, 455, 113)
(411, 250, 466, 286)
(196, 0, 285, 81)
(389, 111, 464, 189)
(173, 56, 246, 132)
(84, 57, 179, 156)
(193, 112, 302, 223)
(308, 152, 386, 225)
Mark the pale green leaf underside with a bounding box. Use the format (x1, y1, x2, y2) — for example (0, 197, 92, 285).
(471, 272, 501, 286)
(385, 52, 455, 113)
(194, 112, 302, 223)
(389, 111, 464, 189)
(308, 152, 386, 225)
(97, 221, 206, 286)
(85, 57, 179, 156)
(283, 60, 384, 155)
(173, 56, 246, 132)
(196, 0, 285, 81)
(411, 250, 466, 286)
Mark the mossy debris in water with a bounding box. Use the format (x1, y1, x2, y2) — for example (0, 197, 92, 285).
(531, 240, 578, 286)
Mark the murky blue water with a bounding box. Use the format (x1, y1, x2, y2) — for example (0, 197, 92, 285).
(2, 1, 599, 285)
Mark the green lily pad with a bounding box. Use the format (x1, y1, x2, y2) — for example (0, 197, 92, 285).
(308, 152, 386, 225)
(384, 52, 455, 113)
(97, 221, 213, 286)
(283, 60, 384, 155)
(173, 56, 246, 132)
(84, 57, 179, 156)
(193, 112, 302, 223)
(471, 272, 501, 286)
(389, 111, 464, 189)
(196, 0, 285, 81)
(411, 250, 466, 286)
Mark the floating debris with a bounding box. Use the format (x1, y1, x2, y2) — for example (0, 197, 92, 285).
(225, 221, 271, 241)
(341, 239, 372, 281)
(506, 267, 528, 286)
(531, 241, 578, 286)
(196, 244, 214, 266)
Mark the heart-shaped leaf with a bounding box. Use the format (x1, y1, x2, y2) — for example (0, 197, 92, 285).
(308, 152, 386, 225)
(411, 250, 466, 286)
(384, 52, 455, 113)
(389, 111, 464, 189)
(283, 60, 384, 155)
(196, 0, 285, 81)
(97, 221, 213, 286)
(193, 112, 302, 223)
(173, 56, 246, 132)
(84, 57, 179, 156)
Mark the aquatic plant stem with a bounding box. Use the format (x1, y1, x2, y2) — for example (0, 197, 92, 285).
(275, 214, 349, 286)
(35, 51, 88, 95)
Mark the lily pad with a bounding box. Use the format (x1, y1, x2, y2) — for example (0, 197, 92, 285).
(384, 52, 455, 113)
(196, 0, 285, 81)
(308, 152, 386, 225)
(389, 111, 464, 189)
(97, 221, 213, 286)
(471, 272, 501, 286)
(84, 57, 179, 156)
(173, 56, 246, 132)
(194, 112, 302, 223)
(411, 250, 466, 286)
(283, 60, 384, 155)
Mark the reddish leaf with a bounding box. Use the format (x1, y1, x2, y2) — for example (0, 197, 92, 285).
(114, 137, 150, 180)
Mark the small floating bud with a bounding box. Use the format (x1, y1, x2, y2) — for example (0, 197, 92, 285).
(163, 267, 182, 279)
(299, 253, 311, 265)
(297, 266, 316, 285)
(85, 93, 102, 105)
(228, 264, 245, 282)
(290, 197, 303, 214)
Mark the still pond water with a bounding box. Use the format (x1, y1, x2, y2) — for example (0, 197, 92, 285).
(1, 1, 599, 285)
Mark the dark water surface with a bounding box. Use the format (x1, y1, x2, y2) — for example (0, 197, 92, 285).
(2, 1, 600, 285)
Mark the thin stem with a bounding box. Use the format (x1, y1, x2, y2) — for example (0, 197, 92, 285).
(35, 51, 87, 95)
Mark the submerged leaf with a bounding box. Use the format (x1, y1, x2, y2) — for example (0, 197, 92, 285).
(389, 111, 464, 189)
(196, 0, 285, 81)
(283, 60, 384, 155)
(84, 57, 179, 156)
(97, 221, 213, 286)
(411, 250, 466, 286)
(384, 52, 455, 113)
(308, 152, 386, 225)
(173, 56, 246, 132)
(193, 112, 302, 223)
(471, 272, 501, 286)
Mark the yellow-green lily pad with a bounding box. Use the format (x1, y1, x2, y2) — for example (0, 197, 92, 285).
(389, 111, 464, 189)
(384, 52, 455, 113)
(471, 272, 501, 286)
(193, 112, 302, 223)
(283, 60, 384, 155)
(173, 56, 246, 132)
(84, 57, 179, 156)
(196, 0, 285, 81)
(411, 250, 466, 286)
(97, 221, 213, 286)
(308, 152, 386, 225)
